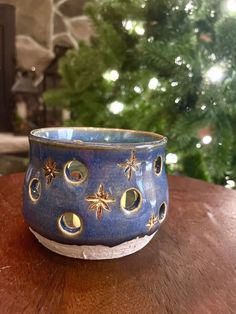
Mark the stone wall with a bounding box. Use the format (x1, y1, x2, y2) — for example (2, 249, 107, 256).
(0, 0, 92, 76)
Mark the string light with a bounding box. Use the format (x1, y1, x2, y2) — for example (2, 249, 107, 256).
(175, 97, 181, 104)
(226, 0, 236, 12)
(171, 81, 179, 87)
(205, 65, 225, 84)
(201, 105, 206, 110)
(166, 153, 178, 164)
(103, 70, 119, 82)
(122, 20, 133, 31)
(135, 25, 145, 35)
(134, 86, 142, 94)
(202, 135, 212, 145)
(185, 1, 194, 14)
(108, 101, 124, 114)
(172, 6, 179, 11)
(209, 54, 216, 61)
(148, 77, 161, 90)
(196, 143, 201, 148)
(210, 10, 215, 17)
(175, 56, 183, 65)
(122, 20, 145, 35)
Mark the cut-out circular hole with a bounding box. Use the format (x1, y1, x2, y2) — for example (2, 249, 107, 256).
(59, 212, 82, 235)
(64, 160, 88, 184)
(154, 156, 163, 176)
(121, 188, 142, 212)
(29, 178, 41, 201)
(159, 202, 167, 223)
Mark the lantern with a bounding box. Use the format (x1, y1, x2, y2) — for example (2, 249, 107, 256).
(11, 70, 46, 134)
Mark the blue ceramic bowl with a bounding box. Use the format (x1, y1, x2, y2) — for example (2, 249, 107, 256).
(23, 127, 168, 259)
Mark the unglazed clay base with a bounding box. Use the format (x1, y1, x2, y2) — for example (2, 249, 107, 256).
(29, 228, 157, 260)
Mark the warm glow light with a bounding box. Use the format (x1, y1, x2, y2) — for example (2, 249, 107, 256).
(108, 101, 124, 114)
(202, 135, 212, 145)
(226, 0, 236, 12)
(206, 65, 225, 84)
(166, 153, 178, 164)
(103, 70, 119, 82)
(148, 77, 160, 90)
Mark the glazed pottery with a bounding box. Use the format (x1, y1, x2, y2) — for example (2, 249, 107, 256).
(23, 127, 169, 259)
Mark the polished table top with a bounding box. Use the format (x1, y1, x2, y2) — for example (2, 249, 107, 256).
(0, 173, 235, 314)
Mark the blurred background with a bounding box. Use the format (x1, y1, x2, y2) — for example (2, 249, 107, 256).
(0, 0, 236, 189)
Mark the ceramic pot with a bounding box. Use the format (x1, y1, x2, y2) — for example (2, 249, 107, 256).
(23, 127, 168, 259)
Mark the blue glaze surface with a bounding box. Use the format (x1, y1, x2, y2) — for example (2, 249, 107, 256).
(23, 127, 169, 247)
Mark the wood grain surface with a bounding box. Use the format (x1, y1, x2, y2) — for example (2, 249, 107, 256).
(0, 173, 235, 314)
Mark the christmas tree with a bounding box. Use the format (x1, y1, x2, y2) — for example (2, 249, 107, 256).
(44, 0, 236, 188)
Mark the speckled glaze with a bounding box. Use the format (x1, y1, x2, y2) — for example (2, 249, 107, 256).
(22, 127, 169, 259)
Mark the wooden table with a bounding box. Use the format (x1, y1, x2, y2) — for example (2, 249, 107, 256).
(0, 173, 235, 314)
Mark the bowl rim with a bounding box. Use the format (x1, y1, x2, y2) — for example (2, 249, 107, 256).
(29, 127, 167, 150)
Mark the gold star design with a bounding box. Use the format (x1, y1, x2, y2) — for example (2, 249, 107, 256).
(146, 213, 158, 231)
(85, 184, 115, 221)
(43, 158, 60, 184)
(118, 151, 141, 181)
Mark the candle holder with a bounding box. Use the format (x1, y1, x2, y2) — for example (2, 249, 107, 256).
(23, 127, 168, 259)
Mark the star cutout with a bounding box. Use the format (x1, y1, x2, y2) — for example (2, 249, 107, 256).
(146, 213, 158, 231)
(43, 158, 60, 184)
(118, 151, 141, 181)
(85, 184, 115, 221)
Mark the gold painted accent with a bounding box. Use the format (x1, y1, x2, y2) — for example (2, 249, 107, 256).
(120, 188, 142, 213)
(43, 158, 60, 184)
(118, 151, 141, 180)
(146, 213, 158, 231)
(85, 184, 115, 221)
(58, 212, 83, 236)
(154, 155, 163, 176)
